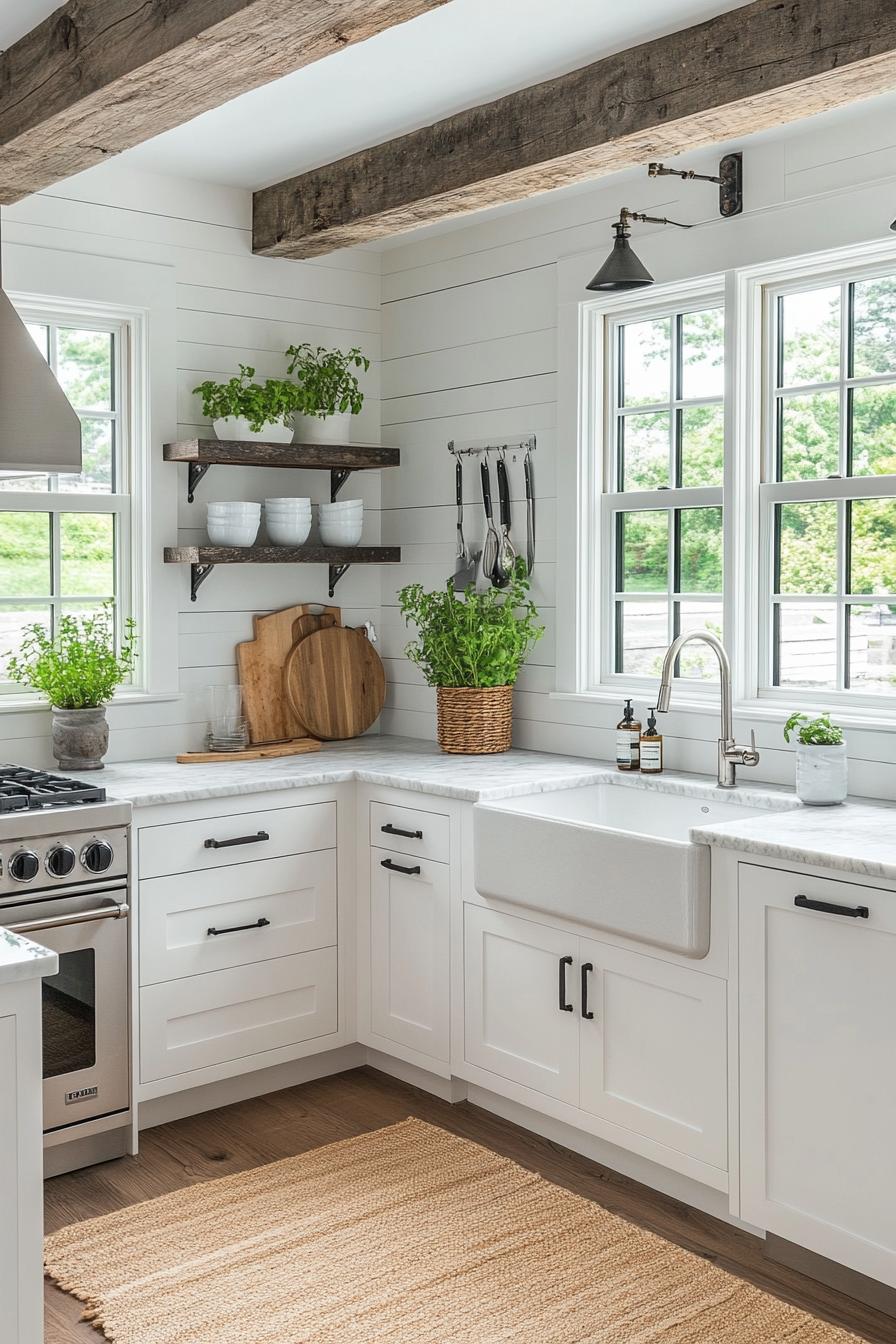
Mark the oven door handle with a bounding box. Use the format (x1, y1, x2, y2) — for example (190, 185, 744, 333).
(3, 899, 129, 935)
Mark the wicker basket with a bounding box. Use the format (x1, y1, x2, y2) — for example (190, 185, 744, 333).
(436, 685, 513, 754)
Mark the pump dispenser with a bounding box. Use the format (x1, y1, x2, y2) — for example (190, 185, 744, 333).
(615, 698, 641, 771)
(640, 707, 664, 774)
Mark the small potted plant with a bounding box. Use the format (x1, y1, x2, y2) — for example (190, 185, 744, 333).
(286, 343, 370, 443)
(6, 606, 138, 771)
(399, 568, 542, 754)
(783, 711, 847, 805)
(193, 364, 300, 443)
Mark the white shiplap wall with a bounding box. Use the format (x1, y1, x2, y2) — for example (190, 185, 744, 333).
(0, 166, 382, 765)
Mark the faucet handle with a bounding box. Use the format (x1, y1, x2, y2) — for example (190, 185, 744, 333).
(742, 729, 760, 767)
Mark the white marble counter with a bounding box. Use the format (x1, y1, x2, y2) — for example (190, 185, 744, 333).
(0, 928, 57, 986)
(694, 800, 896, 882)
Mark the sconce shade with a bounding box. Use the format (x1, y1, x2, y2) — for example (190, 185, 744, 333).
(586, 228, 654, 291)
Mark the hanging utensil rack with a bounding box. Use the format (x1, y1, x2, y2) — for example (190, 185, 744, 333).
(447, 435, 536, 461)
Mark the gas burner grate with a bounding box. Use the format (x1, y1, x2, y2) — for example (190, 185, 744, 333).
(0, 766, 106, 812)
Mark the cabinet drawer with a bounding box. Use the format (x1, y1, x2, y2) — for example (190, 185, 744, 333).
(369, 800, 449, 865)
(139, 801, 336, 879)
(139, 851, 337, 985)
(139, 947, 337, 1082)
(741, 864, 896, 933)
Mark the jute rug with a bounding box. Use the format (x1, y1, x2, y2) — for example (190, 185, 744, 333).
(45, 1117, 862, 1343)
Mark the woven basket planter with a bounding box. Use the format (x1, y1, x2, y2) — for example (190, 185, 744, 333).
(436, 685, 513, 754)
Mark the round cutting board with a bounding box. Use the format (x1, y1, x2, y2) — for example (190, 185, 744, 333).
(283, 625, 385, 740)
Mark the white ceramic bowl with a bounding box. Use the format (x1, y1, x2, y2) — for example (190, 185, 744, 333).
(264, 504, 312, 516)
(320, 519, 363, 547)
(264, 497, 311, 510)
(319, 498, 363, 512)
(267, 516, 312, 546)
(207, 500, 260, 511)
(207, 505, 261, 520)
(319, 508, 363, 522)
(207, 518, 260, 546)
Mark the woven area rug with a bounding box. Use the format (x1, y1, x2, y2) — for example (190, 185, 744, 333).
(45, 1116, 862, 1343)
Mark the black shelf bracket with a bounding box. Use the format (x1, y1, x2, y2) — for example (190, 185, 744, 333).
(330, 468, 352, 501)
(187, 461, 212, 503)
(190, 562, 215, 602)
(328, 562, 351, 597)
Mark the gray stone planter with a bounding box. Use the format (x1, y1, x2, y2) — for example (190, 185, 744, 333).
(52, 706, 109, 771)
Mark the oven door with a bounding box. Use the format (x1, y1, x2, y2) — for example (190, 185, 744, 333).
(2, 886, 129, 1131)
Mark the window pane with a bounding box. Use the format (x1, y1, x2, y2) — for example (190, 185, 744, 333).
(680, 308, 724, 400)
(678, 508, 723, 593)
(59, 514, 114, 597)
(780, 286, 840, 387)
(851, 276, 896, 379)
(618, 511, 668, 592)
(619, 411, 670, 489)
(849, 604, 896, 694)
(615, 600, 667, 676)
(777, 502, 838, 595)
(778, 391, 839, 480)
(674, 601, 723, 680)
(680, 404, 724, 487)
(58, 418, 113, 494)
(849, 499, 896, 595)
(775, 602, 837, 688)
(0, 604, 51, 666)
(850, 384, 896, 477)
(0, 512, 50, 597)
(620, 318, 670, 407)
(56, 328, 113, 412)
(0, 471, 50, 493)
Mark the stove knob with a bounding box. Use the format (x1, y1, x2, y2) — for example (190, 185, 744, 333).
(9, 850, 40, 883)
(81, 840, 114, 874)
(46, 844, 76, 878)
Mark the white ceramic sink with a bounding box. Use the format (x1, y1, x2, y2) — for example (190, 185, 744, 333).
(473, 782, 775, 958)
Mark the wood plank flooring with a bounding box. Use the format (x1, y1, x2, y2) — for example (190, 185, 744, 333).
(44, 1066, 896, 1343)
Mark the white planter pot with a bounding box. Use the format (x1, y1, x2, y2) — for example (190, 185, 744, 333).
(795, 741, 847, 805)
(294, 411, 353, 444)
(213, 416, 294, 444)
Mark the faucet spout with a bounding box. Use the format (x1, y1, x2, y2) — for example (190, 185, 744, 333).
(655, 631, 758, 788)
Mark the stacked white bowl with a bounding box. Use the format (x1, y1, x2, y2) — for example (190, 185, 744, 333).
(319, 498, 363, 547)
(264, 497, 312, 546)
(207, 501, 260, 546)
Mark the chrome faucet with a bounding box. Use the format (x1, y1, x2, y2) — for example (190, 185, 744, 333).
(656, 631, 759, 789)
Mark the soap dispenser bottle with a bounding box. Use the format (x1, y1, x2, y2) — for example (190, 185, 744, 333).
(640, 708, 664, 774)
(615, 698, 641, 771)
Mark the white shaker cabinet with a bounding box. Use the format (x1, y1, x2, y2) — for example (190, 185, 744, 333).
(739, 863, 896, 1289)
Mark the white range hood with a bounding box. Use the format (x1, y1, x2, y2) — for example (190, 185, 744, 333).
(0, 272, 82, 474)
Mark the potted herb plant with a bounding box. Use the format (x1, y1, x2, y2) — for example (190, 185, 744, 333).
(6, 606, 138, 770)
(193, 364, 300, 443)
(399, 569, 542, 754)
(286, 343, 370, 443)
(783, 711, 847, 805)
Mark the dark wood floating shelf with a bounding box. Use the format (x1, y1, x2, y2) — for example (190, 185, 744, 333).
(163, 438, 401, 503)
(164, 544, 402, 601)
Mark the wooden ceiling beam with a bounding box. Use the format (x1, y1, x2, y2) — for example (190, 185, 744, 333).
(0, 0, 448, 204)
(253, 0, 896, 259)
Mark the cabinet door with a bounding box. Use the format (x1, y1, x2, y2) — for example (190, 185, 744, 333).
(579, 939, 727, 1168)
(369, 849, 450, 1063)
(739, 864, 896, 1288)
(464, 904, 579, 1104)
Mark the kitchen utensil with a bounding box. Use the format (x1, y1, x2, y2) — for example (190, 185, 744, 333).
(480, 460, 500, 586)
(451, 455, 476, 591)
(524, 447, 536, 576)
(290, 607, 340, 646)
(283, 625, 385, 740)
(236, 603, 320, 744)
(176, 739, 320, 763)
(494, 454, 516, 587)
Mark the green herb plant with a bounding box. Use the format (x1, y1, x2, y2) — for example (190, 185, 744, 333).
(6, 605, 138, 708)
(399, 568, 543, 688)
(285, 344, 370, 419)
(192, 364, 300, 431)
(783, 711, 844, 746)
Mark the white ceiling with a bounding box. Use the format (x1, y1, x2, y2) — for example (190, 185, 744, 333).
(2, 0, 758, 190)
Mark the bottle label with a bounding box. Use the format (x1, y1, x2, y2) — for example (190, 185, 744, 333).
(616, 730, 639, 766)
(640, 739, 663, 772)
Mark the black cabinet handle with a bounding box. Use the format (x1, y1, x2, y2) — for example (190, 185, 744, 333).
(204, 830, 270, 850)
(581, 962, 594, 1019)
(794, 894, 869, 919)
(381, 823, 423, 839)
(381, 858, 421, 876)
(558, 955, 573, 1012)
(207, 917, 270, 937)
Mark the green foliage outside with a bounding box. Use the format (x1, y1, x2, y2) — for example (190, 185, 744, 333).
(6, 604, 137, 708)
(783, 711, 844, 746)
(0, 512, 113, 598)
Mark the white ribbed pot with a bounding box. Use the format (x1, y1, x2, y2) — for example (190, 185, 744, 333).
(795, 741, 847, 805)
(52, 706, 109, 771)
(213, 416, 294, 443)
(294, 411, 353, 444)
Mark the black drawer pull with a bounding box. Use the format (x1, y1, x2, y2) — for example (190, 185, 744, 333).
(558, 955, 573, 1012)
(381, 823, 424, 839)
(795, 894, 869, 919)
(581, 962, 594, 1019)
(207, 917, 271, 937)
(204, 830, 270, 850)
(381, 858, 421, 876)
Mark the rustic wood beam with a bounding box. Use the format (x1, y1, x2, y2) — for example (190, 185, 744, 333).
(0, 0, 447, 203)
(253, 0, 896, 259)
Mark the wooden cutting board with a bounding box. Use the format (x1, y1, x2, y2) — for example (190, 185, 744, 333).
(237, 604, 340, 743)
(177, 739, 321, 764)
(284, 625, 385, 741)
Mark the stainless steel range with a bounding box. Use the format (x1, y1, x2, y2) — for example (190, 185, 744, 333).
(0, 767, 132, 1172)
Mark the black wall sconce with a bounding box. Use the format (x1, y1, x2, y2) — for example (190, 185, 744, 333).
(586, 153, 743, 293)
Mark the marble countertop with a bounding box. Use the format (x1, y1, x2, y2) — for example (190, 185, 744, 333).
(0, 928, 58, 986)
(693, 800, 896, 882)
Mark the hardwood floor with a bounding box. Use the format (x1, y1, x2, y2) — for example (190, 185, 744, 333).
(45, 1067, 896, 1343)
